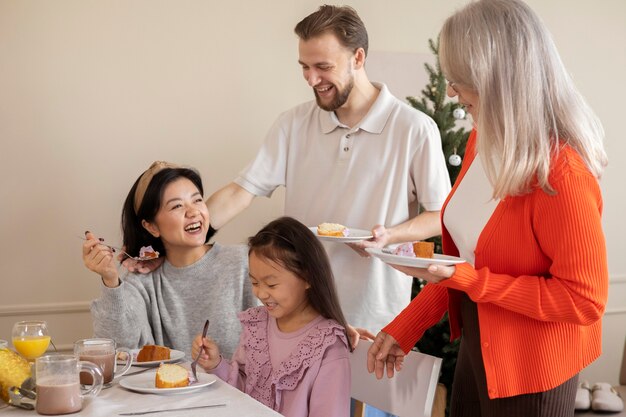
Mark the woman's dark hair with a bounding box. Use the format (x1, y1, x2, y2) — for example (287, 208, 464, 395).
(248, 216, 352, 351)
(121, 167, 216, 259)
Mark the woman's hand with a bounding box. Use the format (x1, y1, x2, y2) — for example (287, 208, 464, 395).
(82, 231, 119, 287)
(367, 331, 405, 379)
(191, 333, 221, 371)
(347, 225, 389, 257)
(391, 264, 456, 284)
(346, 324, 375, 349)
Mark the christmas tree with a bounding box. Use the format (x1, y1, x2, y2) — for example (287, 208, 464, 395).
(408, 38, 470, 416)
(407, 38, 469, 191)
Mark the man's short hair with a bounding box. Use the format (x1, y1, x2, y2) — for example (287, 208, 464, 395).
(294, 5, 368, 56)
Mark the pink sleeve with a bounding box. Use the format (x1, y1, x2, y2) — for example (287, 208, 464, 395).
(308, 341, 351, 417)
(210, 340, 248, 391)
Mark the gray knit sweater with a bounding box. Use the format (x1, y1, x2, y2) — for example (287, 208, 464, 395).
(90, 243, 256, 359)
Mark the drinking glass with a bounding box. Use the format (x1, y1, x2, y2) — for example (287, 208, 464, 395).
(12, 321, 50, 362)
(35, 354, 103, 415)
(74, 338, 132, 387)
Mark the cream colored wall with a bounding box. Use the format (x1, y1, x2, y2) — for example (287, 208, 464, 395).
(1, 0, 624, 383)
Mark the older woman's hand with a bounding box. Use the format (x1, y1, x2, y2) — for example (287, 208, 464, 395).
(367, 331, 405, 379)
(391, 264, 456, 284)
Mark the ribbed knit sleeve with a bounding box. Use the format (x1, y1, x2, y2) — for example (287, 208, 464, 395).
(382, 284, 449, 353)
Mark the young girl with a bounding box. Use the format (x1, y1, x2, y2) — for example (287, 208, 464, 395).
(192, 216, 352, 417)
(82, 161, 256, 359)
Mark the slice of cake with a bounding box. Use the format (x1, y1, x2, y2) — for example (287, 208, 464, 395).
(136, 345, 171, 362)
(155, 364, 189, 388)
(317, 223, 350, 237)
(139, 245, 159, 259)
(413, 241, 434, 259)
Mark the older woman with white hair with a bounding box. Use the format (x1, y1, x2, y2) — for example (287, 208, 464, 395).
(367, 1, 609, 416)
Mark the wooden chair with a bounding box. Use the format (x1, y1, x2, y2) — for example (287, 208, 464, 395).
(351, 339, 442, 417)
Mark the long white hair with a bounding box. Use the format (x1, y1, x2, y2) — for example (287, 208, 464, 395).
(439, 0, 607, 198)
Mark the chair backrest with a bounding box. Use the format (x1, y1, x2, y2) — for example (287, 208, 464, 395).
(350, 340, 442, 417)
(619, 334, 626, 385)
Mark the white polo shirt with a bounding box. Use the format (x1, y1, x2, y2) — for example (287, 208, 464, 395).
(236, 83, 451, 332)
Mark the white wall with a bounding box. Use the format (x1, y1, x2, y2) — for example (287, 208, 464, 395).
(1, 0, 624, 383)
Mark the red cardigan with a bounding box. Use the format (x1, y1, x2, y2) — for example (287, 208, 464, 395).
(383, 130, 608, 399)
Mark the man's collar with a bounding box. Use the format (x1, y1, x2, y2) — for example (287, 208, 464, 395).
(319, 82, 394, 134)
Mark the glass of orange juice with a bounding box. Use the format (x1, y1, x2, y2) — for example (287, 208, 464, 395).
(12, 321, 50, 361)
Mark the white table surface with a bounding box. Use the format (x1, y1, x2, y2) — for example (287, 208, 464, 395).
(0, 365, 282, 417)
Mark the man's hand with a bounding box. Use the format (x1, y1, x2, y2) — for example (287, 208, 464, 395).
(347, 225, 389, 257)
(367, 331, 405, 379)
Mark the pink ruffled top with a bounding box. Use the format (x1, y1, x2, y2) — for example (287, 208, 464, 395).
(211, 306, 350, 417)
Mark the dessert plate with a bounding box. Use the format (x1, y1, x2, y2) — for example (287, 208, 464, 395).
(120, 372, 216, 395)
(119, 349, 185, 367)
(308, 227, 373, 243)
(366, 248, 465, 268)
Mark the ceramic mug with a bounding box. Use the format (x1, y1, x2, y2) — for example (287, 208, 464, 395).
(35, 354, 103, 415)
(73, 338, 131, 387)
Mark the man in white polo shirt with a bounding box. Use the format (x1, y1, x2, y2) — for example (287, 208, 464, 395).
(207, 5, 451, 336)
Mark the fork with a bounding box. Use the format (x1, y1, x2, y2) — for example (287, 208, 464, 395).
(79, 236, 156, 261)
(190, 319, 210, 384)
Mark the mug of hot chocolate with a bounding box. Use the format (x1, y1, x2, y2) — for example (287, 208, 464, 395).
(73, 338, 132, 387)
(35, 354, 103, 415)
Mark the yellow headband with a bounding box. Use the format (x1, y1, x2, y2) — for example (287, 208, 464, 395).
(133, 161, 180, 214)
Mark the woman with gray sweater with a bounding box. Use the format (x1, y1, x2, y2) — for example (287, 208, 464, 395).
(82, 161, 256, 359)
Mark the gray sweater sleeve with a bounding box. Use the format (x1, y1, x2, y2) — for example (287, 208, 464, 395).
(90, 272, 158, 350)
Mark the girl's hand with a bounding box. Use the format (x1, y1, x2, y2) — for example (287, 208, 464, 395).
(82, 231, 119, 287)
(347, 324, 375, 349)
(191, 333, 221, 371)
(367, 331, 405, 379)
(391, 264, 456, 284)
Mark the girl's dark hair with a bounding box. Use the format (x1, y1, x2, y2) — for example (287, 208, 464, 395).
(121, 167, 216, 259)
(248, 216, 352, 351)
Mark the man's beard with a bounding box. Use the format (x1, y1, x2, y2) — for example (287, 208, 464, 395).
(314, 77, 354, 112)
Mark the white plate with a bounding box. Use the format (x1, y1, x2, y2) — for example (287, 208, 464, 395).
(366, 247, 466, 268)
(308, 226, 373, 243)
(120, 372, 217, 395)
(120, 349, 186, 367)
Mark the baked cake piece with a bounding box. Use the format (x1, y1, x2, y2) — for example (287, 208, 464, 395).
(317, 223, 350, 237)
(413, 241, 434, 259)
(155, 364, 189, 388)
(136, 345, 170, 362)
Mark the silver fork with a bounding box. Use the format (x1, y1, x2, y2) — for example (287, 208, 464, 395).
(190, 319, 210, 384)
(79, 236, 158, 262)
